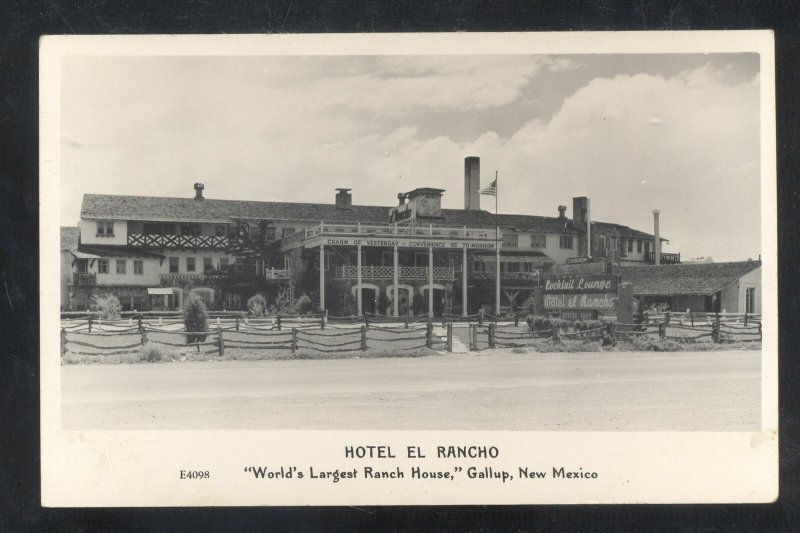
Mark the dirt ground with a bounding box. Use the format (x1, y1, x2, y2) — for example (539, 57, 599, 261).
(61, 349, 760, 431)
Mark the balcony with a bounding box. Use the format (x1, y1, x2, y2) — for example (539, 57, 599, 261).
(645, 252, 681, 264)
(335, 265, 455, 280)
(72, 272, 97, 286)
(280, 222, 496, 252)
(160, 267, 290, 285)
(128, 233, 229, 250)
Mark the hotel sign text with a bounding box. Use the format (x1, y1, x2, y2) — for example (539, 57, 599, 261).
(321, 237, 497, 250)
(543, 274, 618, 294)
(544, 293, 618, 311)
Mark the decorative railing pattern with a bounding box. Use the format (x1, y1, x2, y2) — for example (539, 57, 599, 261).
(72, 272, 97, 286)
(645, 252, 681, 264)
(336, 265, 455, 280)
(128, 233, 229, 249)
(161, 268, 290, 284)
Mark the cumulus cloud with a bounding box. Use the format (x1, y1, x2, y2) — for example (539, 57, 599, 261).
(61, 56, 761, 260)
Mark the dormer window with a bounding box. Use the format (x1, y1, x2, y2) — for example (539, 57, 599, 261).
(96, 220, 114, 237)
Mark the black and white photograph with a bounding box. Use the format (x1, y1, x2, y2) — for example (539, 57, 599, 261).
(39, 32, 778, 506)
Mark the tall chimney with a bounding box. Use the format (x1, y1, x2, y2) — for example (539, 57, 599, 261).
(572, 197, 591, 256)
(653, 209, 661, 265)
(464, 156, 480, 210)
(557, 205, 567, 220)
(194, 182, 204, 200)
(335, 188, 352, 210)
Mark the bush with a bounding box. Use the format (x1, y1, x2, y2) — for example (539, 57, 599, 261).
(295, 294, 313, 314)
(91, 293, 121, 320)
(183, 292, 209, 344)
(142, 344, 164, 362)
(627, 337, 684, 352)
(247, 294, 268, 317)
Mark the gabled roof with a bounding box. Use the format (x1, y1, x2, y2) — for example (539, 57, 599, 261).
(619, 261, 760, 296)
(60, 226, 80, 252)
(592, 221, 661, 241)
(80, 193, 658, 238)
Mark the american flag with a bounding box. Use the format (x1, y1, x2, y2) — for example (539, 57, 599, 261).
(479, 178, 497, 196)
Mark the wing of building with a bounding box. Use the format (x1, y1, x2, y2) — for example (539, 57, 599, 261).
(62, 156, 703, 316)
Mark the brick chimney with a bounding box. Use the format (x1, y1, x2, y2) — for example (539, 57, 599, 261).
(464, 156, 480, 211)
(194, 182, 204, 200)
(572, 197, 591, 256)
(335, 188, 352, 210)
(557, 205, 567, 220)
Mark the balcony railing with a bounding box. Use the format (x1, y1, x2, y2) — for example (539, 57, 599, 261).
(72, 272, 97, 286)
(128, 233, 229, 249)
(645, 252, 681, 264)
(160, 267, 290, 285)
(281, 222, 496, 251)
(471, 271, 542, 281)
(336, 265, 455, 280)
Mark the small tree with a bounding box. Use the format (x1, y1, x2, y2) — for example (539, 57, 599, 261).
(295, 293, 313, 315)
(247, 293, 268, 317)
(91, 293, 121, 320)
(183, 292, 209, 344)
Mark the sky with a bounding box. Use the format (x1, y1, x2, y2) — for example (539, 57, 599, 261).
(60, 53, 762, 261)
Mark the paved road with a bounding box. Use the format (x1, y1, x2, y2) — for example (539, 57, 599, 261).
(61, 350, 761, 431)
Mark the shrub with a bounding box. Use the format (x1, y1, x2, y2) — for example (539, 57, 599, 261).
(628, 337, 684, 352)
(295, 294, 313, 314)
(247, 294, 268, 317)
(91, 293, 121, 320)
(183, 292, 209, 344)
(142, 344, 164, 362)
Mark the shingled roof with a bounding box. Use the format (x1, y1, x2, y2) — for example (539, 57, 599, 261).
(592, 221, 660, 241)
(80, 193, 654, 237)
(619, 261, 760, 296)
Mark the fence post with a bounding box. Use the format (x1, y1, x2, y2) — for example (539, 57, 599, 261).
(291, 327, 297, 354)
(744, 312, 748, 326)
(321, 314, 326, 330)
(364, 313, 370, 330)
(758, 321, 762, 342)
(61, 328, 67, 357)
(426, 321, 433, 349)
(361, 325, 367, 351)
(141, 328, 148, 348)
(235, 315, 240, 331)
(441, 313, 446, 329)
(470, 324, 478, 351)
(277, 315, 282, 331)
(488, 323, 496, 349)
(690, 310, 694, 327)
(712, 319, 720, 343)
(404, 312, 409, 329)
(551, 325, 560, 342)
(446, 323, 453, 352)
(88, 316, 93, 333)
(665, 311, 670, 326)
(217, 327, 224, 357)
(137, 316, 143, 332)
(478, 310, 484, 327)
(514, 313, 519, 327)
(658, 322, 666, 339)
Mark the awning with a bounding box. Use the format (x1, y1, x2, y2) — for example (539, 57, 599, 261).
(71, 250, 101, 260)
(147, 288, 174, 296)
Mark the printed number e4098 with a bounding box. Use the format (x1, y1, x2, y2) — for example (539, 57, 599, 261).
(180, 470, 210, 479)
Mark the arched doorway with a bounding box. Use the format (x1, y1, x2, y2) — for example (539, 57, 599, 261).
(386, 284, 414, 316)
(351, 283, 379, 315)
(420, 283, 447, 317)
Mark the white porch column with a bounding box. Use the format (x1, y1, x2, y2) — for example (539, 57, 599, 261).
(462, 246, 468, 317)
(428, 246, 434, 318)
(357, 244, 363, 315)
(319, 243, 325, 312)
(393, 244, 399, 317)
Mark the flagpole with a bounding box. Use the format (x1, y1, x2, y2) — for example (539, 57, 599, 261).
(495, 171, 500, 317)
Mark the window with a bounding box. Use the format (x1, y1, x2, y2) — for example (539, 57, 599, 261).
(225, 292, 242, 310)
(96, 220, 114, 236)
(627, 239, 634, 253)
(559, 236, 573, 249)
(522, 262, 536, 273)
(203, 257, 213, 272)
(219, 257, 230, 271)
(502, 233, 518, 248)
(134, 260, 143, 275)
(76, 259, 88, 273)
(116, 259, 126, 275)
(263, 227, 277, 241)
(414, 252, 429, 267)
(506, 262, 521, 273)
(530, 234, 546, 248)
(448, 253, 462, 272)
(283, 227, 296, 237)
(598, 236, 605, 254)
(215, 225, 227, 237)
(644, 241, 650, 254)
(181, 224, 201, 236)
(169, 257, 179, 273)
(98, 258, 109, 274)
(637, 240, 643, 253)
(473, 260, 485, 273)
(746, 287, 756, 314)
(186, 257, 196, 272)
